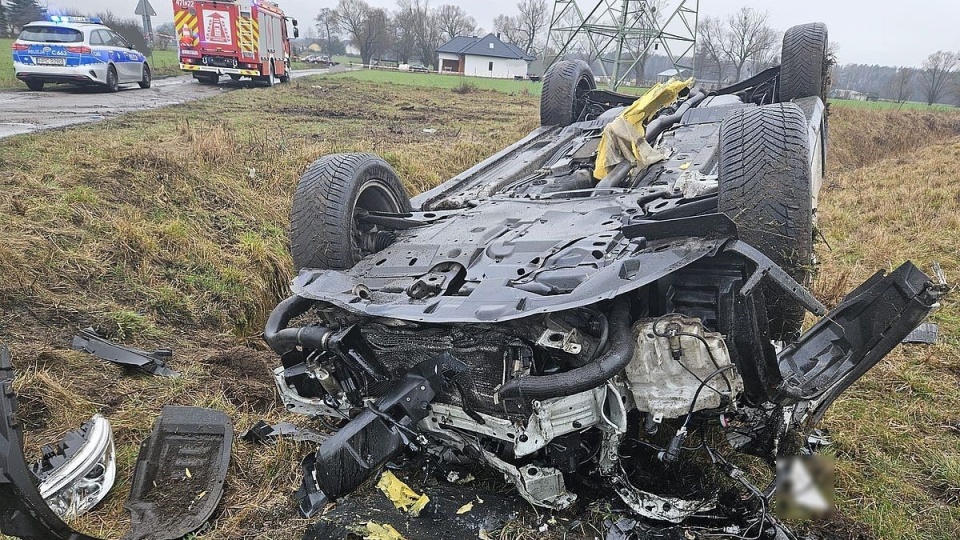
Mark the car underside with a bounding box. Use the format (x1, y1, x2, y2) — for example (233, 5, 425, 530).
(261, 22, 947, 536)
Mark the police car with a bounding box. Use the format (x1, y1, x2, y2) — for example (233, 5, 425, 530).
(11, 16, 151, 92)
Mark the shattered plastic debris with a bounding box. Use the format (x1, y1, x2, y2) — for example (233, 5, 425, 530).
(365, 522, 406, 540)
(71, 328, 178, 377)
(902, 322, 939, 344)
(376, 471, 430, 517)
(456, 501, 473, 514)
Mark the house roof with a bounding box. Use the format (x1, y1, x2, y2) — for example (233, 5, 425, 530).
(657, 68, 690, 77)
(436, 33, 535, 61)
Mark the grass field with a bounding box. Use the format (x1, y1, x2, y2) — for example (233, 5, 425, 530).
(1, 77, 960, 539)
(320, 65, 652, 96)
(829, 97, 957, 110)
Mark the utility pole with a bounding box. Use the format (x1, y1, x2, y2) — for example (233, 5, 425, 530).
(545, 0, 699, 90)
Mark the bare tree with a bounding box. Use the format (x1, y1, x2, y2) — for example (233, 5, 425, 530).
(888, 67, 915, 104)
(436, 4, 476, 41)
(918, 51, 957, 106)
(719, 7, 777, 82)
(494, 0, 549, 54)
(396, 0, 443, 68)
(390, 4, 418, 63)
(315, 8, 340, 56)
(697, 15, 726, 82)
(334, 0, 390, 66)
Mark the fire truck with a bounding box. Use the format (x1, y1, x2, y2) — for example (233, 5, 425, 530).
(174, 0, 299, 85)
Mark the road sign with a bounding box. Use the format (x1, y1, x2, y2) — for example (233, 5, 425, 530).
(135, 0, 157, 17)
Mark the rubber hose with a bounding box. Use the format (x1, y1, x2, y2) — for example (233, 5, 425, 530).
(644, 91, 707, 144)
(497, 298, 634, 400)
(263, 295, 331, 354)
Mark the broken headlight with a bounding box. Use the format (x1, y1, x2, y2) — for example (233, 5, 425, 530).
(32, 413, 117, 517)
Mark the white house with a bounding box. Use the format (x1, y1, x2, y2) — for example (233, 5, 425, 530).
(436, 33, 535, 79)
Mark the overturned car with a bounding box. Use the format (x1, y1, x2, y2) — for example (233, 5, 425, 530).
(265, 22, 944, 534)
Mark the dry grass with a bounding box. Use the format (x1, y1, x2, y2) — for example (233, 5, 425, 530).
(1, 81, 960, 539)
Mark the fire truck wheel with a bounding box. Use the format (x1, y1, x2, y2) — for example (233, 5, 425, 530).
(290, 153, 412, 271)
(279, 61, 291, 83)
(197, 73, 219, 85)
(229, 74, 241, 81)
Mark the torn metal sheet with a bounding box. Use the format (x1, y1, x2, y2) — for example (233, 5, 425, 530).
(242, 420, 328, 445)
(72, 328, 179, 377)
(123, 406, 232, 540)
(903, 322, 939, 344)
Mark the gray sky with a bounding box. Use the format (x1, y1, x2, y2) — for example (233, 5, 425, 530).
(50, 0, 960, 67)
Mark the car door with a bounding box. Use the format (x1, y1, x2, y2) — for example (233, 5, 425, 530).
(105, 30, 140, 82)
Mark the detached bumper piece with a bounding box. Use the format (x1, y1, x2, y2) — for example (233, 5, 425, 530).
(297, 354, 467, 517)
(777, 261, 946, 423)
(0, 345, 103, 540)
(124, 406, 233, 540)
(72, 328, 179, 377)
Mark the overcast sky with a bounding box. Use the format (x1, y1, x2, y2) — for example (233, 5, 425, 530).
(49, 0, 960, 67)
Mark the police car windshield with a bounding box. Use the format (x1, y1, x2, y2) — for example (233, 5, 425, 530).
(18, 25, 83, 43)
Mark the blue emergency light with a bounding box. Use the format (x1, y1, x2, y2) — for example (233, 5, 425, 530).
(48, 15, 103, 24)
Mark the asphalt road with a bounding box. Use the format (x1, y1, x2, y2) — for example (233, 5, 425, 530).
(0, 69, 328, 139)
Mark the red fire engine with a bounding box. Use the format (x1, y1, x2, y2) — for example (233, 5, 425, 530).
(174, 0, 299, 85)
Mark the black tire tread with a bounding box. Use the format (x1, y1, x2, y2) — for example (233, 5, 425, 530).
(290, 153, 410, 271)
(780, 22, 828, 102)
(718, 103, 813, 340)
(540, 60, 595, 126)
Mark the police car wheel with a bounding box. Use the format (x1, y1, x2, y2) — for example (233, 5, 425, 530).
(25, 81, 44, 92)
(139, 64, 152, 89)
(105, 66, 119, 93)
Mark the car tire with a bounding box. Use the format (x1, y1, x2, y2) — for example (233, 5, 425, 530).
(105, 66, 119, 93)
(25, 80, 44, 91)
(540, 60, 596, 126)
(717, 103, 813, 341)
(139, 64, 152, 89)
(290, 153, 412, 271)
(779, 22, 829, 102)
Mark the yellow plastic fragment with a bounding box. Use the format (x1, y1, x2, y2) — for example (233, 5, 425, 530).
(679, 162, 691, 170)
(376, 471, 431, 516)
(456, 501, 474, 514)
(365, 522, 406, 540)
(594, 78, 694, 179)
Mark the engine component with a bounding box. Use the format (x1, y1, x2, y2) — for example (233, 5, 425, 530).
(297, 354, 467, 518)
(497, 298, 633, 401)
(422, 383, 628, 458)
(481, 449, 577, 510)
(625, 316, 743, 419)
(611, 474, 717, 523)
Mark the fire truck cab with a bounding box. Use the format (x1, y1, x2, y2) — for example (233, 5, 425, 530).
(174, 0, 299, 86)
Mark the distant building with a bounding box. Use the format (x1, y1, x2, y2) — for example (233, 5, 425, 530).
(656, 68, 692, 84)
(436, 33, 535, 79)
(828, 89, 868, 101)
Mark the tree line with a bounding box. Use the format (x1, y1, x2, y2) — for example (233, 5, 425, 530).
(0, 0, 44, 37)
(313, 0, 549, 68)
(834, 52, 960, 106)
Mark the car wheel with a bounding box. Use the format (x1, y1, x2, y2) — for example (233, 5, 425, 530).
(290, 153, 412, 271)
(105, 66, 119, 93)
(779, 22, 829, 102)
(139, 64, 152, 89)
(25, 80, 44, 91)
(540, 60, 596, 126)
(717, 103, 813, 341)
